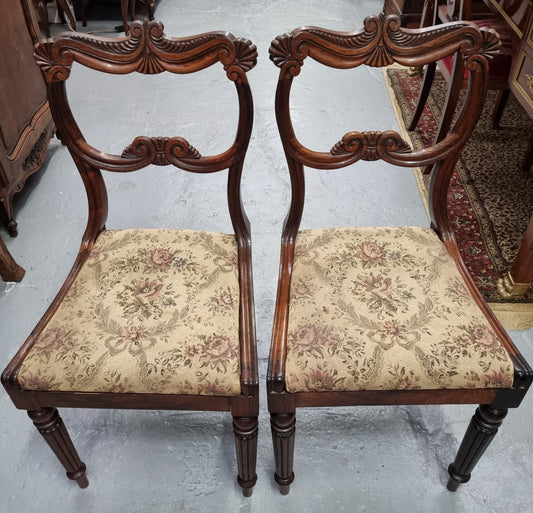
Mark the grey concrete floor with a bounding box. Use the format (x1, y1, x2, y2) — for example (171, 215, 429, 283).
(1, 1, 532, 511)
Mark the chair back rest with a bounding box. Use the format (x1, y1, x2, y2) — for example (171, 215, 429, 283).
(269, 13, 499, 245)
(34, 20, 257, 247)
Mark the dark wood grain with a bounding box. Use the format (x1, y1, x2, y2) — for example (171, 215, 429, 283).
(1, 19, 258, 497)
(267, 12, 533, 495)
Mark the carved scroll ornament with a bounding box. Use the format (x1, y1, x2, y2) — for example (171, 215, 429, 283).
(270, 13, 500, 77)
(121, 136, 201, 166)
(35, 20, 257, 83)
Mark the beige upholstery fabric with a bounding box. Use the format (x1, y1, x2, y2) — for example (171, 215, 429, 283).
(18, 229, 242, 396)
(285, 226, 514, 393)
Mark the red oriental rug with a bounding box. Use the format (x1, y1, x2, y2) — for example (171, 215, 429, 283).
(385, 67, 533, 330)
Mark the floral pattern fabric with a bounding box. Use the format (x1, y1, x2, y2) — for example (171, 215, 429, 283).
(285, 226, 514, 393)
(18, 229, 242, 396)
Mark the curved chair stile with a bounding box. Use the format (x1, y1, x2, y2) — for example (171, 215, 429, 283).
(2, 19, 259, 497)
(267, 13, 532, 495)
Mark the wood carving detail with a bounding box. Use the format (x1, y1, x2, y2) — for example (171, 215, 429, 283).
(331, 130, 412, 161)
(121, 136, 201, 166)
(35, 20, 257, 83)
(34, 43, 72, 82)
(22, 129, 50, 171)
(269, 13, 497, 75)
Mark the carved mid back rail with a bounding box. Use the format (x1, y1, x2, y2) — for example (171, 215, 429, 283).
(270, 14, 500, 244)
(266, 14, 532, 495)
(1, 19, 259, 496)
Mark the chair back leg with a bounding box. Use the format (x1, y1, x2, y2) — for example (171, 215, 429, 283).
(447, 405, 508, 491)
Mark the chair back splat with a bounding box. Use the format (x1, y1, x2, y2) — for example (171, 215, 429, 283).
(267, 13, 532, 495)
(1, 20, 258, 497)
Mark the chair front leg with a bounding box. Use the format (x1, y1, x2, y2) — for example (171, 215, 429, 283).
(271, 412, 296, 495)
(28, 408, 88, 488)
(233, 416, 258, 497)
(447, 404, 508, 491)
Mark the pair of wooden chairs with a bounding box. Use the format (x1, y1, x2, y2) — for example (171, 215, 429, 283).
(2, 14, 531, 497)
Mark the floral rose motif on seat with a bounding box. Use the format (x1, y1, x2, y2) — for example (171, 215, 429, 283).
(208, 286, 238, 315)
(17, 228, 242, 396)
(200, 334, 239, 373)
(301, 367, 343, 391)
(117, 278, 175, 320)
(284, 226, 514, 393)
(144, 247, 174, 270)
(356, 240, 385, 266)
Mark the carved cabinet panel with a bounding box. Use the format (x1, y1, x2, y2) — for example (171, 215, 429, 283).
(0, 0, 54, 236)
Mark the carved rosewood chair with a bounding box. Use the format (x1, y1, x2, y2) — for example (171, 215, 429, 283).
(1, 20, 259, 496)
(267, 14, 532, 494)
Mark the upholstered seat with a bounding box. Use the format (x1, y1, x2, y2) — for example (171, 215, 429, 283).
(267, 14, 532, 496)
(2, 20, 259, 496)
(285, 226, 513, 393)
(18, 229, 242, 396)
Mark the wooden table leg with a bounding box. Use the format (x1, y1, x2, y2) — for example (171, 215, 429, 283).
(497, 213, 533, 298)
(0, 234, 25, 282)
(121, 0, 129, 35)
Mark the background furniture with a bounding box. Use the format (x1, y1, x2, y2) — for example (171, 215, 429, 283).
(2, 19, 259, 496)
(383, 0, 425, 27)
(405, 0, 533, 298)
(267, 14, 532, 495)
(0, 0, 54, 236)
(0, 235, 24, 282)
(69, 0, 155, 28)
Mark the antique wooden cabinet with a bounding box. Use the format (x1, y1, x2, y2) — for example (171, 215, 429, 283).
(0, 0, 54, 237)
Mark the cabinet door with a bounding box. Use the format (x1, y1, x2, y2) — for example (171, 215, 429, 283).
(0, 0, 54, 235)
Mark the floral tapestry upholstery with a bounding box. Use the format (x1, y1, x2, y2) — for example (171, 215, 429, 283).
(285, 226, 514, 393)
(18, 229, 243, 396)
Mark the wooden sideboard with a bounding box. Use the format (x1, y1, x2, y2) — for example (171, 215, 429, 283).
(0, 0, 54, 237)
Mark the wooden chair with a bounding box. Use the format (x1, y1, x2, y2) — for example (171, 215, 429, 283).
(267, 13, 532, 495)
(121, 0, 155, 35)
(408, 0, 514, 136)
(1, 19, 259, 496)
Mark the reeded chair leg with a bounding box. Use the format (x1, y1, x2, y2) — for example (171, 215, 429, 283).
(447, 405, 507, 491)
(28, 408, 88, 488)
(233, 416, 258, 497)
(271, 412, 296, 495)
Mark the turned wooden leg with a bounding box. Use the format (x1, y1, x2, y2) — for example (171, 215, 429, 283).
(233, 416, 258, 497)
(120, 0, 129, 34)
(490, 89, 510, 130)
(0, 199, 18, 237)
(0, 235, 24, 282)
(271, 412, 296, 495)
(28, 408, 89, 488)
(447, 405, 507, 491)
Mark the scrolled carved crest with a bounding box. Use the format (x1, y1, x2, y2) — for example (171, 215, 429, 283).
(34, 42, 73, 82)
(331, 131, 411, 161)
(222, 37, 258, 81)
(269, 13, 498, 74)
(35, 20, 257, 82)
(122, 136, 201, 166)
(269, 32, 304, 76)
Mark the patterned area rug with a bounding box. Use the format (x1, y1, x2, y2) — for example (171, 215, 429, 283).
(385, 67, 533, 330)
